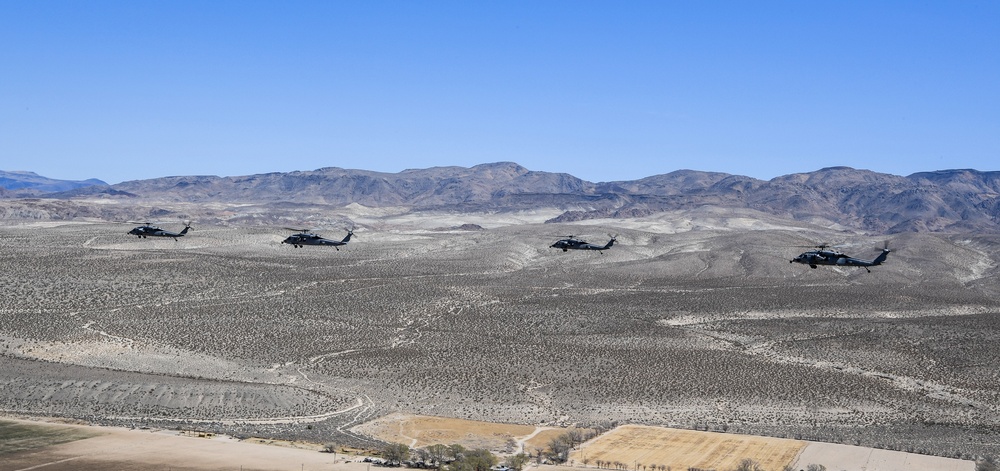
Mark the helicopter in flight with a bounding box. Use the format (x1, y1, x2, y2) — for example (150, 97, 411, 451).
(128, 221, 192, 240)
(282, 228, 354, 249)
(790, 242, 891, 273)
(550, 235, 616, 254)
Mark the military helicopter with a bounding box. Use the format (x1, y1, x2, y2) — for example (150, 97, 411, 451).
(550, 235, 616, 254)
(127, 221, 192, 240)
(282, 228, 354, 249)
(790, 242, 891, 272)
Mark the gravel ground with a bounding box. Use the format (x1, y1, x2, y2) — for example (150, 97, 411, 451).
(2, 220, 999, 460)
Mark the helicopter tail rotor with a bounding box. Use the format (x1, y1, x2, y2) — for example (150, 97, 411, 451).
(871, 241, 892, 266)
(872, 240, 892, 253)
(601, 234, 618, 251)
(341, 227, 355, 243)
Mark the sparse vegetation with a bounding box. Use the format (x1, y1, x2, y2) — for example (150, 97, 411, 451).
(506, 452, 530, 471)
(1, 222, 999, 461)
(730, 459, 764, 471)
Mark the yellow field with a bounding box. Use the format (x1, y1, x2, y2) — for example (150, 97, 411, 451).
(569, 424, 806, 471)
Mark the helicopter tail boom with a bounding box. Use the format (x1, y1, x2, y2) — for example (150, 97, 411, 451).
(871, 248, 890, 266)
(602, 237, 616, 250)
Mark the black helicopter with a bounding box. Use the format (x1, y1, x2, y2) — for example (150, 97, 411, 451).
(790, 242, 891, 272)
(282, 228, 354, 249)
(550, 235, 616, 254)
(128, 221, 192, 240)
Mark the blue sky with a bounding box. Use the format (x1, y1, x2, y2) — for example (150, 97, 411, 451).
(2, 1, 997, 184)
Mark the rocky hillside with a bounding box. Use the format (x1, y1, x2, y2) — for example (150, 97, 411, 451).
(106, 162, 591, 207)
(3, 163, 999, 234)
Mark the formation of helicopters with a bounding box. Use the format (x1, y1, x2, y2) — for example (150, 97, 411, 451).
(125, 222, 893, 272)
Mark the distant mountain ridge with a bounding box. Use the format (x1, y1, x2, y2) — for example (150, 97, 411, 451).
(2, 162, 999, 234)
(0, 170, 107, 194)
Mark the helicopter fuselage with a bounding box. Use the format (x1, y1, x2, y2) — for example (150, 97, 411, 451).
(282, 230, 353, 249)
(790, 248, 890, 272)
(128, 225, 190, 240)
(550, 237, 615, 253)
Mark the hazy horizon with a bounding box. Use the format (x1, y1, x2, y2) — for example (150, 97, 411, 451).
(5, 160, 1000, 187)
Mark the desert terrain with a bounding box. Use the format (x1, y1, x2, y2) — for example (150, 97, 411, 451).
(2, 203, 1000, 466)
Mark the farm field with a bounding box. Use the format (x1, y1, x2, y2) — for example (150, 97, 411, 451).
(2, 214, 1000, 464)
(570, 424, 804, 471)
(0, 419, 98, 456)
(569, 424, 973, 471)
(0, 417, 351, 471)
(1, 415, 975, 471)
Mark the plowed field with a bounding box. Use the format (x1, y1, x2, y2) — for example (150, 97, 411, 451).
(570, 424, 805, 471)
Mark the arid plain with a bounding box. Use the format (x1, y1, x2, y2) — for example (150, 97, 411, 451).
(2, 204, 1000, 465)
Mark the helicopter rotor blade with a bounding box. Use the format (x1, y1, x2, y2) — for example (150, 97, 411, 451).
(791, 242, 842, 250)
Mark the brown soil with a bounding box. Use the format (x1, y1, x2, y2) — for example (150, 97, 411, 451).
(351, 413, 600, 458)
(568, 424, 804, 471)
(0, 417, 355, 471)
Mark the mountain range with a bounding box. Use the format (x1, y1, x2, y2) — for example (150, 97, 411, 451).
(0, 171, 106, 194)
(2, 162, 999, 234)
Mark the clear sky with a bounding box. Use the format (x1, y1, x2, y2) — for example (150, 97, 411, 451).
(2, 1, 997, 184)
